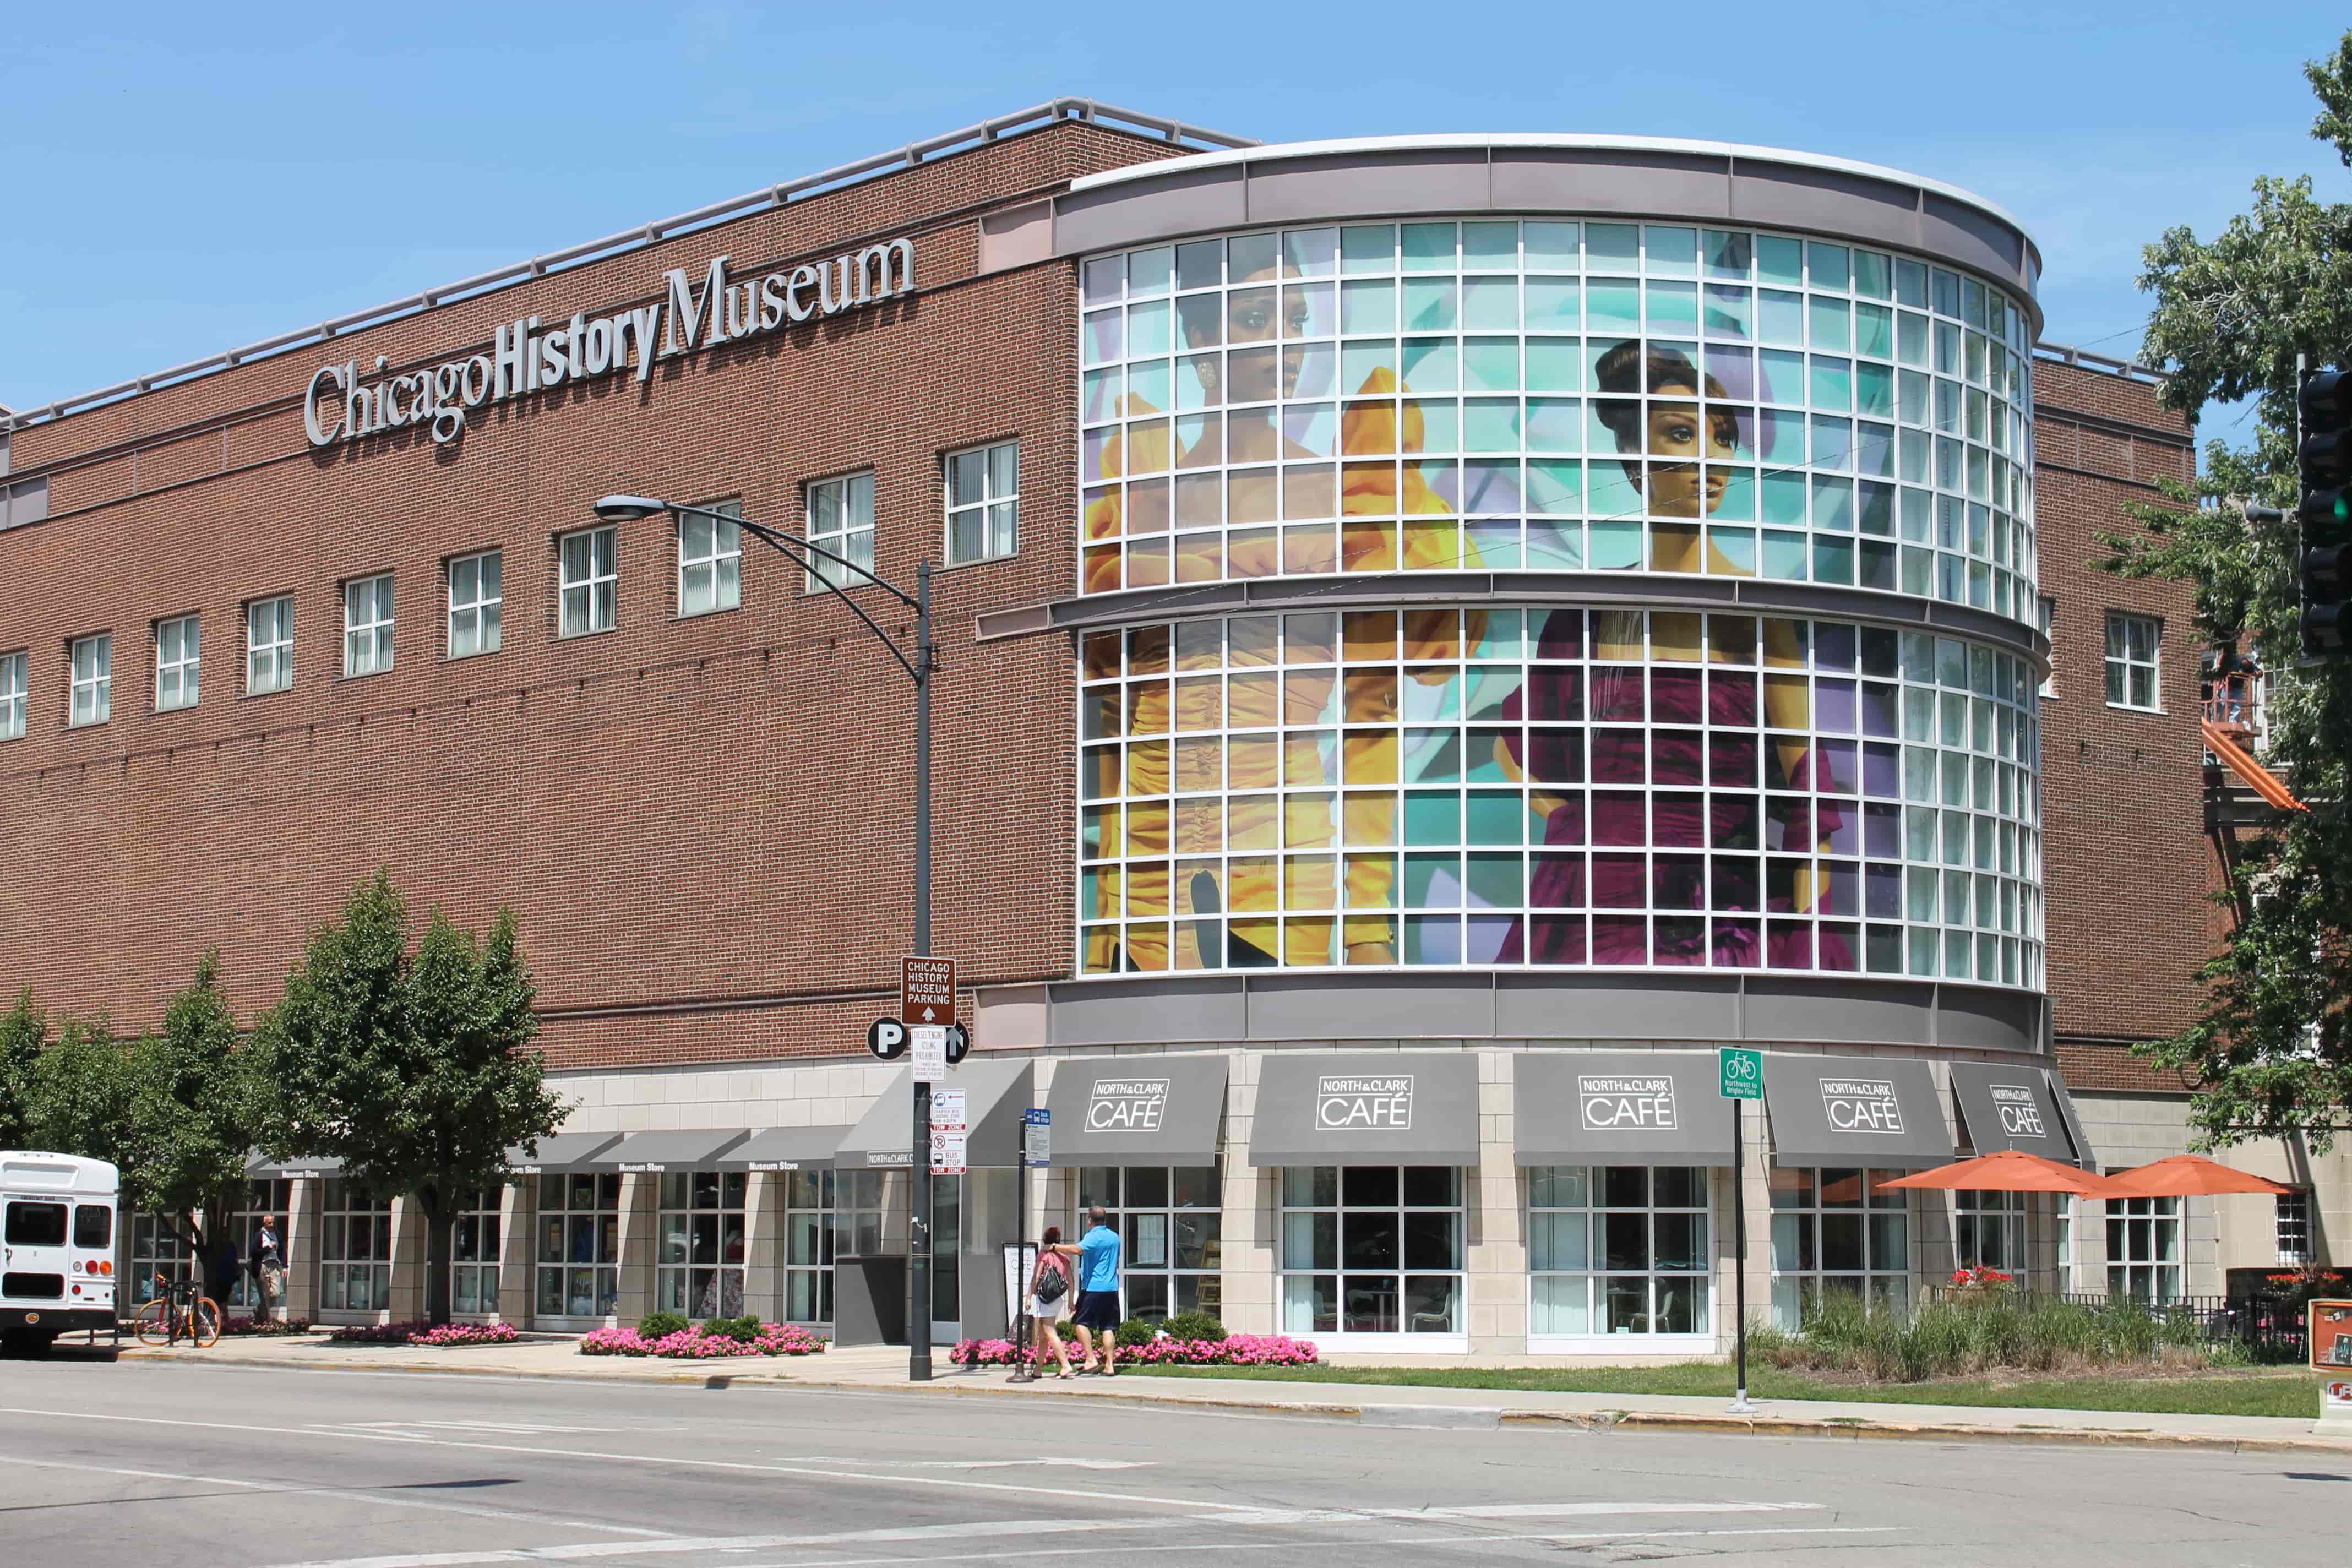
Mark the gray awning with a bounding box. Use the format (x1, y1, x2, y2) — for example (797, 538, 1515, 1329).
(1514, 1053, 1737, 1167)
(2045, 1066, 2100, 1170)
(581, 1129, 752, 1173)
(1043, 1054, 1228, 1167)
(715, 1126, 850, 1173)
(245, 1152, 341, 1181)
(1248, 1053, 1482, 1167)
(1761, 1055, 1954, 1167)
(834, 1060, 1036, 1168)
(503, 1133, 623, 1175)
(1951, 1063, 2080, 1164)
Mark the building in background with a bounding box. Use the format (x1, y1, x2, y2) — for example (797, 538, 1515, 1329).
(0, 101, 2322, 1352)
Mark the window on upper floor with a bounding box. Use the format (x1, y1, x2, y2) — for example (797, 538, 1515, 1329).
(945, 441, 1019, 566)
(679, 502, 742, 617)
(247, 596, 293, 695)
(805, 472, 875, 592)
(2104, 612, 2160, 711)
(69, 633, 111, 726)
(0, 651, 25, 741)
(2035, 597, 2055, 699)
(2278, 1190, 2312, 1266)
(345, 575, 395, 677)
(155, 614, 200, 711)
(448, 549, 503, 658)
(559, 526, 616, 637)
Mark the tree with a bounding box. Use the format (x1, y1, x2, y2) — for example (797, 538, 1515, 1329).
(0, 989, 47, 1149)
(255, 870, 565, 1324)
(116, 952, 268, 1232)
(23, 1014, 135, 1168)
(2103, 30, 2352, 1148)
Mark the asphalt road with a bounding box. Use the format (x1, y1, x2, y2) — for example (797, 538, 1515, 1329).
(2, 1354, 2349, 1567)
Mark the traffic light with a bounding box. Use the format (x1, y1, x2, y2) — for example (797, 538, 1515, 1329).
(2300, 369, 2352, 656)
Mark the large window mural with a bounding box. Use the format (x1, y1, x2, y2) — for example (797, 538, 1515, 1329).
(1079, 607, 2040, 986)
(1079, 221, 2035, 622)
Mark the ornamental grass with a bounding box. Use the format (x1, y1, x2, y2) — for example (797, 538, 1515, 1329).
(1750, 1289, 2239, 1383)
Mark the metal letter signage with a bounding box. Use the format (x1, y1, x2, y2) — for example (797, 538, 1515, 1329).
(1820, 1076, 1904, 1134)
(1989, 1082, 2045, 1139)
(1087, 1077, 1170, 1133)
(1579, 1075, 1677, 1131)
(1316, 1075, 1414, 1131)
(303, 238, 916, 453)
(900, 955, 957, 1026)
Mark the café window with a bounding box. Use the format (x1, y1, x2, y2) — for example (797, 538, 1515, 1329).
(1280, 1165, 1463, 1338)
(451, 1186, 502, 1316)
(1074, 1165, 1222, 1321)
(1954, 1188, 2028, 1272)
(535, 1173, 620, 1319)
(2108, 1195, 2182, 1303)
(784, 1170, 836, 1325)
(1768, 1167, 1910, 1329)
(1527, 1165, 1711, 1340)
(222, 1179, 292, 1313)
(319, 1179, 393, 1314)
(656, 1170, 747, 1320)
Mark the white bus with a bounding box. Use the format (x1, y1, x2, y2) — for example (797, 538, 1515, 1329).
(1, 1151, 119, 1354)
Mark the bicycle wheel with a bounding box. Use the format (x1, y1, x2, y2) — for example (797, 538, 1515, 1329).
(191, 1297, 222, 1348)
(132, 1299, 172, 1348)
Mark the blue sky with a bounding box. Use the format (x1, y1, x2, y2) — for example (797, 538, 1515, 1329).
(3, 2, 2345, 449)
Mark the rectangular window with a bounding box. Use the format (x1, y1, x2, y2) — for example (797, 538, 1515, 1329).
(2278, 1189, 2312, 1266)
(1280, 1165, 1464, 1340)
(559, 526, 617, 636)
(535, 1173, 621, 1320)
(128, 1212, 193, 1305)
(448, 550, 503, 658)
(657, 1170, 747, 1320)
(2104, 612, 2160, 710)
(2107, 1195, 2182, 1303)
(1768, 1167, 1910, 1329)
(69, 633, 111, 726)
(344, 575, 395, 677)
(679, 503, 743, 617)
(0, 651, 25, 740)
(318, 1179, 393, 1314)
(806, 472, 876, 592)
(2035, 596, 2055, 698)
(785, 1169, 836, 1325)
(246, 596, 293, 695)
(946, 441, 1020, 565)
(1954, 1188, 2028, 1272)
(451, 1187, 502, 1316)
(155, 614, 200, 711)
(1074, 1166, 1223, 1321)
(223, 1179, 291, 1313)
(1527, 1165, 1712, 1340)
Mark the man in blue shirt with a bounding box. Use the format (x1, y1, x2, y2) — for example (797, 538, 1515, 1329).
(1067, 1205, 1124, 1375)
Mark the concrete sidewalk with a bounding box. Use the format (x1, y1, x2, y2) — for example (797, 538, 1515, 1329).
(95, 1329, 2350, 1456)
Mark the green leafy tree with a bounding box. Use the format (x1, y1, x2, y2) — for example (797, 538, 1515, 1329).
(116, 952, 268, 1233)
(2103, 31, 2352, 1147)
(24, 1015, 135, 1167)
(255, 869, 565, 1324)
(0, 989, 48, 1148)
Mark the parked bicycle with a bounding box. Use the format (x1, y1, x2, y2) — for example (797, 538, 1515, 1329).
(131, 1275, 220, 1348)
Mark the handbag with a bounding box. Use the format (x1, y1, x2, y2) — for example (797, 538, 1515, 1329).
(1032, 1257, 1068, 1304)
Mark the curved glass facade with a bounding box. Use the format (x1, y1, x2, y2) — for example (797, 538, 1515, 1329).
(1078, 607, 2041, 987)
(1079, 220, 2037, 618)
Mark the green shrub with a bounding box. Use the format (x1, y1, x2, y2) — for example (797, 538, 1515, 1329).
(1161, 1311, 1227, 1343)
(700, 1314, 764, 1343)
(636, 1311, 689, 1340)
(1114, 1317, 1157, 1347)
(1761, 1288, 2241, 1383)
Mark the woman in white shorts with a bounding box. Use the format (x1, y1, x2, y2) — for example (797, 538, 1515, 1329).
(1028, 1226, 1076, 1378)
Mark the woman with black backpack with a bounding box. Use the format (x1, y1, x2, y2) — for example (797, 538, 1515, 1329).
(1027, 1226, 1077, 1379)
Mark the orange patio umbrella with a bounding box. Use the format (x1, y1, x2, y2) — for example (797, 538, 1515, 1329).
(2104, 1153, 2297, 1199)
(1875, 1148, 2132, 1198)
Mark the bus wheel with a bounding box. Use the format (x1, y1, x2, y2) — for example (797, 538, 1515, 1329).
(0, 1329, 52, 1358)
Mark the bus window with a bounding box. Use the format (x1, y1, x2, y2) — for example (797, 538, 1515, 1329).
(74, 1205, 112, 1249)
(6, 1201, 68, 1246)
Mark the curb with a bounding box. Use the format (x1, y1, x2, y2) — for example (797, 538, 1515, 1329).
(108, 1349, 2352, 1456)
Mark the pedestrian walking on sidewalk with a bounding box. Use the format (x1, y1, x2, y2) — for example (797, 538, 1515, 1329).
(253, 1215, 285, 1320)
(1068, 1205, 1123, 1376)
(1028, 1227, 1077, 1379)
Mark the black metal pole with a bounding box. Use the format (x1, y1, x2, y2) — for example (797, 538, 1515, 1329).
(910, 559, 934, 1382)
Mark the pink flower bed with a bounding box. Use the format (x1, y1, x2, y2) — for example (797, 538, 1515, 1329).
(578, 1323, 827, 1359)
(328, 1319, 522, 1346)
(950, 1333, 1317, 1369)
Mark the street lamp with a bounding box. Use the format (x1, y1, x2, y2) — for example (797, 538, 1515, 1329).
(591, 493, 940, 1383)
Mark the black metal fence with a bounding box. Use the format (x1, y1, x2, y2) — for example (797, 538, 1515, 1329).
(2057, 1290, 2307, 1363)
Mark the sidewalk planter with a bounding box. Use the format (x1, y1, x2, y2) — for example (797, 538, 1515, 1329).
(578, 1322, 827, 1358)
(951, 1333, 1319, 1369)
(326, 1320, 521, 1346)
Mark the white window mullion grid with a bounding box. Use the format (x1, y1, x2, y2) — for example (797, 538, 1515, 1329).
(679, 503, 744, 617)
(344, 575, 394, 677)
(1075, 1165, 1223, 1321)
(1278, 1165, 1464, 1340)
(1527, 1164, 1712, 1341)
(69, 633, 112, 726)
(450, 1187, 502, 1316)
(2104, 612, 2160, 711)
(1953, 1188, 2028, 1272)
(806, 473, 876, 592)
(1767, 1166, 1911, 1329)
(946, 441, 1020, 565)
(0, 651, 26, 739)
(246, 597, 293, 694)
(783, 1170, 836, 1325)
(1080, 220, 2033, 619)
(535, 1173, 620, 1320)
(559, 527, 617, 636)
(656, 1170, 747, 1320)
(2106, 1195, 2182, 1304)
(2277, 1190, 2312, 1266)
(222, 1179, 292, 1313)
(154, 614, 200, 711)
(318, 1179, 392, 1314)
(448, 551, 503, 658)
